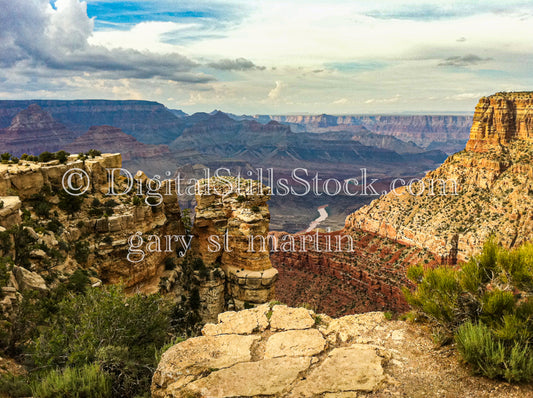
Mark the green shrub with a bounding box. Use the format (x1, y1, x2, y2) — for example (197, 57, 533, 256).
(38, 151, 55, 163)
(31, 285, 171, 397)
(404, 239, 533, 382)
(74, 241, 90, 264)
(0, 373, 32, 397)
(251, 205, 260, 213)
(456, 322, 533, 382)
(31, 363, 112, 398)
(58, 190, 84, 215)
(55, 150, 70, 164)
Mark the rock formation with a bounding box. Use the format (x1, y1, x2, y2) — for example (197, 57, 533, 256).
(346, 92, 533, 261)
(0, 100, 185, 145)
(153, 304, 533, 397)
(0, 104, 75, 155)
(64, 125, 170, 161)
(192, 177, 278, 310)
(0, 153, 184, 289)
(257, 114, 472, 153)
(466, 92, 533, 152)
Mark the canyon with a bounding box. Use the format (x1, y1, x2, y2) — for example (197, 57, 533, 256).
(270, 92, 533, 315)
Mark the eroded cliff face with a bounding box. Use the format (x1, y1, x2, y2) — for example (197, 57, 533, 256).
(192, 177, 278, 310)
(346, 92, 533, 261)
(0, 153, 184, 290)
(466, 92, 533, 152)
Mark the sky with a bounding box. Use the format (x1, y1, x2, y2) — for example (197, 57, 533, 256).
(1, 0, 533, 114)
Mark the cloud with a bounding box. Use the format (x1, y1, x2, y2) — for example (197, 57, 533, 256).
(207, 57, 265, 71)
(438, 54, 492, 67)
(0, 0, 211, 83)
(268, 81, 284, 100)
(333, 98, 348, 104)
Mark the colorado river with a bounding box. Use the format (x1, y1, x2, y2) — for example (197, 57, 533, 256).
(305, 204, 329, 232)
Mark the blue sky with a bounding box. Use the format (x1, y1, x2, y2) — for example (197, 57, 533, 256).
(1, 0, 532, 114)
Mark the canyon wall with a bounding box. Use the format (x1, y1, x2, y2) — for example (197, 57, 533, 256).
(346, 92, 533, 261)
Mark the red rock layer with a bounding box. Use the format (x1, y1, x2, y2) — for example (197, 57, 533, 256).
(270, 229, 439, 317)
(64, 125, 170, 160)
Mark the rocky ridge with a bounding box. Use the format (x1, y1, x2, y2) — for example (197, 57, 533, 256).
(64, 125, 170, 161)
(152, 304, 533, 397)
(0, 104, 75, 156)
(346, 92, 533, 261)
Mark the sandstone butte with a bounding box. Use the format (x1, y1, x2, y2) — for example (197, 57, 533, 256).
(152, 303, 533, 397)
(270, 91, 532, 316)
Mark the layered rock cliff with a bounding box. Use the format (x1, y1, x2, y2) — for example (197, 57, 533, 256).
(0, 153, 184, 290)
(0, 100, 185, 144)
(64, 125, 170, 161)
(192, 177, 278, 310)
(258, 114, 472, 153)
(0, 104, 75, 155)
(346, 92, 533, 261)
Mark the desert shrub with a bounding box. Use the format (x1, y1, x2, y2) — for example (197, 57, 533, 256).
(31, 363, 111, 398)
(46, 218, 63, 234)
(236, 195, 246, 203)
(164, 256, 175, 270)
(404, 239, 533, 382)
(86, 149, 101, 158)
(0, 200, 3, 209)
(58, 190, 84, 215)
(54, 150, 70, 164)
(11, 225, 37, 267)
(74, 241, 90, 264)
(31, 285, 171, 397)
(251, 205, 260, 213)
(66, 269, 91, 293)
(0, 373, 32, 397)
(456, 322, 533, 382)
(38, 151, 54, 163)
(132, 196, 141, 206)
(0, 230, 11, 254)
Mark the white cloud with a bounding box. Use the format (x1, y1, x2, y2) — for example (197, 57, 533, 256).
(268, 81, 285, 100)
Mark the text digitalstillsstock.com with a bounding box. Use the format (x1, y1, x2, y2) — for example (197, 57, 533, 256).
(62, 167, 459, 202)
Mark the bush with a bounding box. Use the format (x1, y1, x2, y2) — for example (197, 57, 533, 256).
(31, 285, 171, 397)
(404, 239, 533, 382)
(164, 256, 175, 270)
(55, 150, 70, 164)
(0, 373, 32, 397)
(58, 190, 84, 215)
(74, 241, 90, 264)
(31, 363, 112, 398)
(38, 151, 55, 163)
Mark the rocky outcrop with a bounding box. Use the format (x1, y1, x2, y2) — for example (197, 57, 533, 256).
(466, 92, 533, 152)
(346, 92, 533, 261)
(0, 196, 21, 229)
(64, 125, 170, 161)
(0, 153, 185, 289)
(0, 104, 75, 155)
(192, 177, 278, 310)
(152, 305, 389, 397)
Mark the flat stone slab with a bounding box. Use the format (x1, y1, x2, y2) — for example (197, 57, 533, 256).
(291, 344, 385, 396)
(185, 357, 311, 397)
(270, 305, 315, 331)
(265, 328, 326, 358)
(202, 303, 269, 335)
(152, 334, 260, 395)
